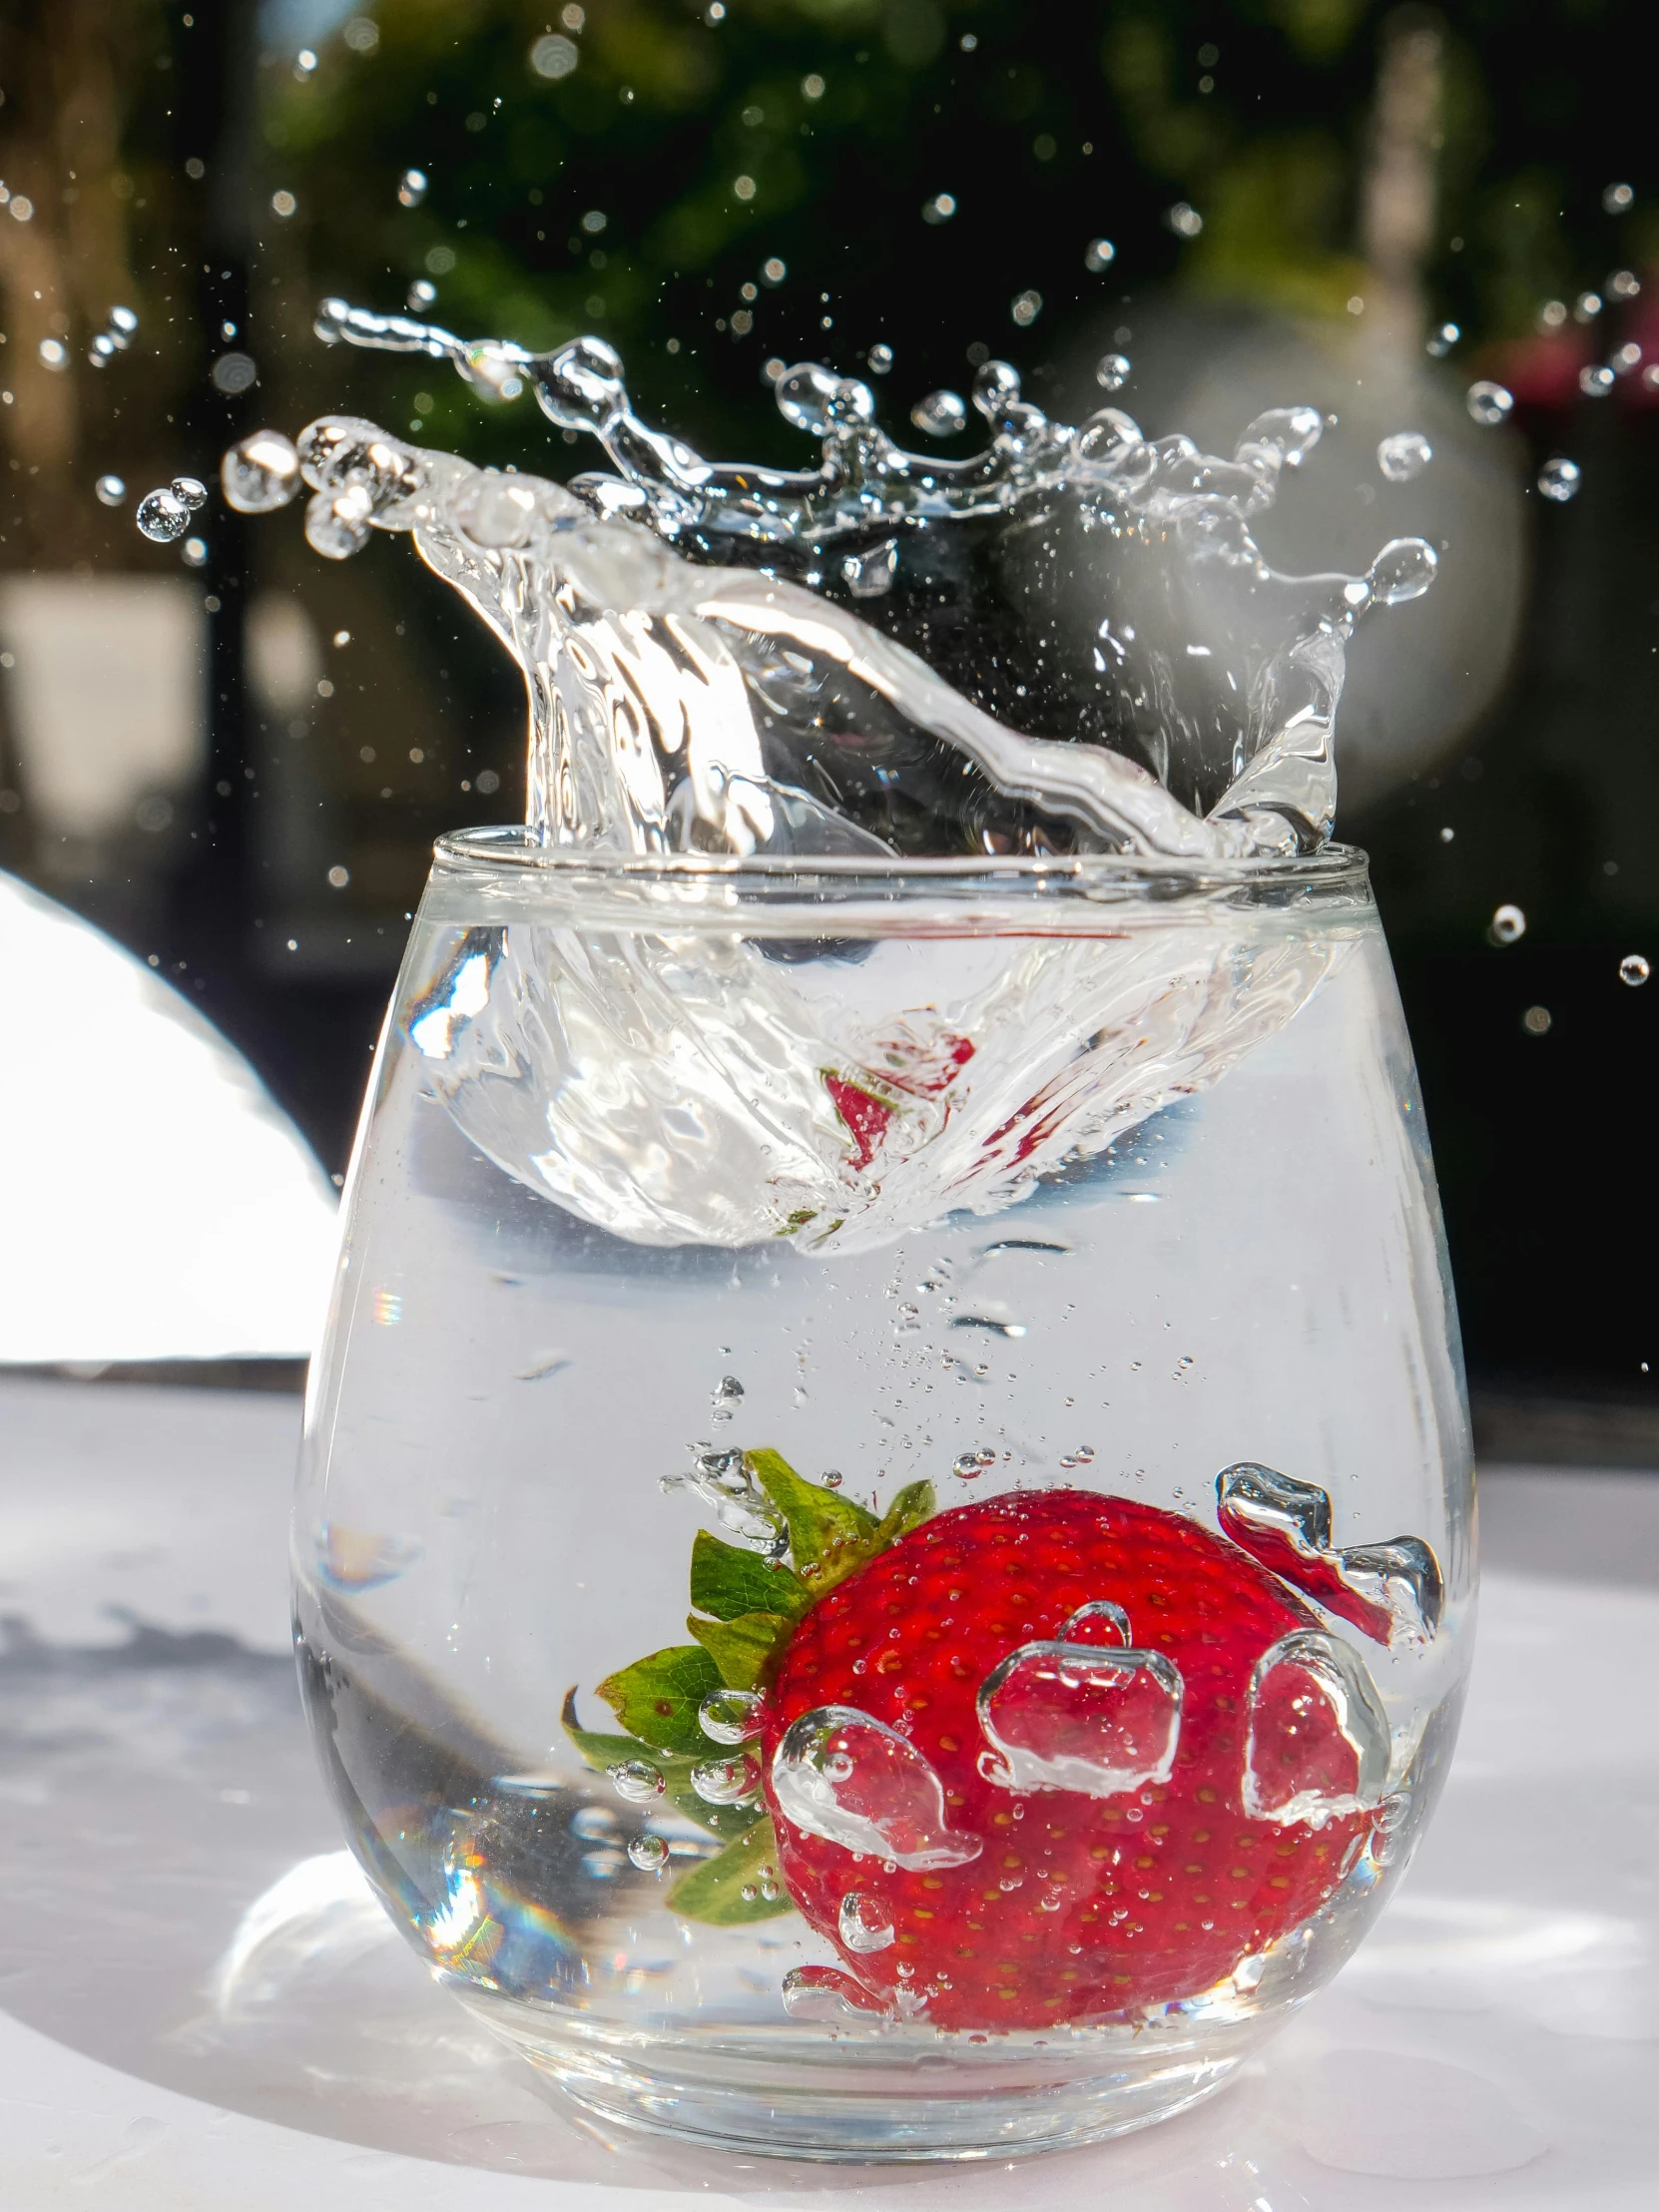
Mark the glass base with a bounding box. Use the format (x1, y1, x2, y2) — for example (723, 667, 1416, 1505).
(465, 1994, 1266, 2162)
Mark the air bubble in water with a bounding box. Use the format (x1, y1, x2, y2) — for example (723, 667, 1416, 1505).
(1367, 537, 1437, 606)
(1095, 352, 1131, 392)
(94, 474, 126, 508)
(711, 1374, 745, 1420)
(911, 388, 966, 437)
(627, 1834, 669, 1872)
(866, 343, 893, 375)
(837, 1892, 895, 1952)
(136, 488, 190, 544)
(1603, 182, 1635, 214)
(952, 1447, 996, 1479)
(1489, 903, 1526, 945)
(699, 1686, 764, 1745)
(182, 536, 209, 568)
(772, 1706, 981, 1868)
(1084, 238, 1115, 272)
(821, 1469, 843, 1489)
(171, 476, 209, 512)
(608, 1760, 665, 1803)
(398, 168, 428, 208)
(38, 337, 68, 372)
(1426, 321, 1459, 356)
(1466, 379, 1513, 427)
(691, 1753, 761, 1806)
(1242, 1630, 1389, 1827)
(976, 1639, 1183, 1797)
(1620, 953, 1650, 987)
(222, 429, 302, 514)
(1010, 288, 1043, 327)
(1537, 456, 1581, 503)
(1580, 364, 1615, 398)
(1378, 431, 1431, 483)
(920, 193, 956, 225)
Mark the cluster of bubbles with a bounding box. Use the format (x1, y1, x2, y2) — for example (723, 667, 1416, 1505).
(136, 475, 209, 549)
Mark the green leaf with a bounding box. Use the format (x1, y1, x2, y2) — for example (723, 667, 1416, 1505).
(668, 1816, 793, 1926)
(561, 1690, 760, 1842)
(687, 1609, 793, 1690)
(595, 1644, 723, 1755)
(747, 1448, 879, 1588)
(876, 1478, 936, 1548)
(689, 1528, 810, 1623)
(560, 1687, 656, 1775)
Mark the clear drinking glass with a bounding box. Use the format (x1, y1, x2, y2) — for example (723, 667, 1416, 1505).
(294, 830, 1473, 2161)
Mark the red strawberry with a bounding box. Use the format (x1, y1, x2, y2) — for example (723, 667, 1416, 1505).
(761, 1488, 1375, 2030)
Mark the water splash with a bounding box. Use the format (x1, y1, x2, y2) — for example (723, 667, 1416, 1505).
(1241, 1630, 1389, 1829)
(219, 294, 1437, 862)
(976, 1636, 1183, 1797)
(771, 1706, 983, 1868)
(1215, 1462, 1442, 1650)
(663, 1446, 788, 1554)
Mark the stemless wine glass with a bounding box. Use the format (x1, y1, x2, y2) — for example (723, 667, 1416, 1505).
(294, 830, 1473, 2162)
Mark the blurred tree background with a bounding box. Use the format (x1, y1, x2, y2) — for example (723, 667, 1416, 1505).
(2, 0, 1657, 1420)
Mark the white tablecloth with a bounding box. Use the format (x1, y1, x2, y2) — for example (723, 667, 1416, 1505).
(2, 1376, 1655, 2208)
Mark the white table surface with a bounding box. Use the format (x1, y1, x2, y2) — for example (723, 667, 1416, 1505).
(2, 1374, 1655, 2209)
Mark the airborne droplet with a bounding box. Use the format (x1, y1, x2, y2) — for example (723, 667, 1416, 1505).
(136, 488, 190, 544)
(1537, 456, 1582, 503)
(94, 474, 127, 508)
(1367, 538, 1437, 607)
(222, 429, 302, 514)
(772, 1706, 982, 1868)
(1465, 379, 1514, 427)
(911, 388, 966, 438)
(1620, 953, 1650, 987)
(1095, 352, 1131, 392)
(1084, 238, 1116, 273)
(1377, 430, 1431, 483)
(398, 168, 429, 208)
(1489, 903, 1526, 945)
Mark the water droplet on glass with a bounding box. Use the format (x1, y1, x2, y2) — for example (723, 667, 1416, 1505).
(1580, 364, 1615, 398)
(1095, 352, 1131, 392)
(1620, 953, 1650, 987)
(94, 474, 126, 508)
(1365, 537, 1436, 607)
(136, 488, 190, 543)
(1489, 903, 1526, 945)
(398, 167, 428, 208)
(1215, 1461, 1442, 1648)
(911, 388, 966, 437)
(772, 1706, 981, 1867)
(222, 429, 302, 514)
(608, 1759, 666, 1803)
(866, 342, 893, 375)
(1465, 379, 1513, 427)
(1537, 456, 1582, 503)
(1010, 288, 1043, 328)
(1425, 321, 1459, 356)
(841, 538, 896, 598)
(1603, 182, 1635, 214)
(1242, 1630, 1389, 1828)
(977, 1638, 1183, 1798)
(699, 1686, 764, 1745)
(691, 1753, 761, 1806)
(920, 192, 956, 225)
(628, 1833, 670, 1872)
(837, 1891, 895, 1952)
(782, 1963, 884, 2019)
(1378, 430, 1431, 483)
(1084, 238, 1116, 273)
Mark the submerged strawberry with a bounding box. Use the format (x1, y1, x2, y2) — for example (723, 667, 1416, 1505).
(565, 1457, 1388, 2032)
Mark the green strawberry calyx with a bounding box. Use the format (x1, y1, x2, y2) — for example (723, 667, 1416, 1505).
(562, 1449, 934, 1926)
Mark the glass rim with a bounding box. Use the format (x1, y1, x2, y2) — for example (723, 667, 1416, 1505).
(431, 825, 1371, 895)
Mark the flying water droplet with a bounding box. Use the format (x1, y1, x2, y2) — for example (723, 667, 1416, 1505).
(222, 428, 302, 514)
(772, 1706, 982, 1868)
(1084, 237, 1116, 272)
(1604, 182, 1635, 214)
(910, 388, 966, 437)
(1465, 379, 1514, 427)
(699, 1686, 764, 1745)
(1580, 364, 1616, 398)
(398, 168, 428, 208)
(171, 476, 208, 512)
(136, 488, 190, 544)
(837, 1892, 895, 1952)
(782, 1963, 885, 2019)
(1242, 1630, 1389, 1828)
(1537, 456, 1582, 503)
(712, 1374, 745, 1420)
(691, 1753, 761, 1806)
(1620, 953, 1650, 987)
(667, 1445, 789, 1556)
(1215, 1462, 1443, 1648)
(841, 538, 896, 598)
(608, 1759, 666, 1803)
(1367, 537, 1437, 607)
(977, 1639, 1183, 1798)
(1377, 431, 1431, 483)
(1489, 903, 1526, 944)
(1095, 352, 1131, 392)
(866, 342, 893, 375)
(1425, 321, 1459, 356)
(627, 1833, 670, 1872)
(94, 474, 126, 507)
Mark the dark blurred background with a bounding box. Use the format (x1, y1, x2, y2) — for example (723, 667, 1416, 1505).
(2, 0, 1655, 1443)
